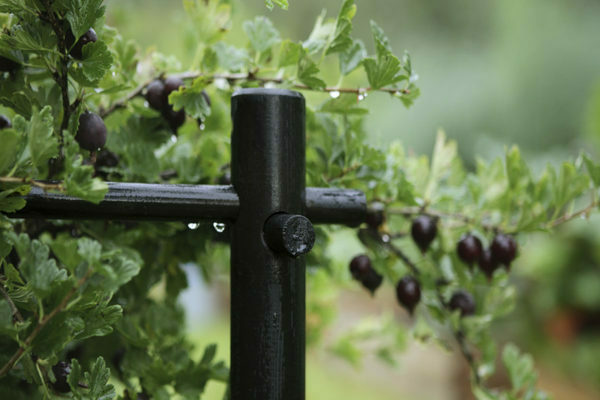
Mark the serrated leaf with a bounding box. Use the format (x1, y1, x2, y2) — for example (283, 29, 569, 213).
(15, 107, 59, 177)
(303, 9, 335, 55)
(85, 357, 116, 400)
(369, 20, 392, 60)
(424, 130, 457, 201)
(212, 42, 249, 72)
(339, 39, 366, 75)
(362, 56, 406, 90)
(8, 233, 68, 299)
(169, 77, 211, 120)
(326, 0, 356, 55)
(278, 40, 303, 68)
(67, 359, 83, 393)
(319, 94, 368, 115)
(77, 40, 114, 85)
(64, 164, 108, 204)
(0, 23, 56, 53)
(502, 343, 537, 392)
(298, 55, 326, 90)
(243, 16, 281, 54)
(75, 304, 122, 340)
(63, 0, 105, 40)
(583, 153, 600, 187)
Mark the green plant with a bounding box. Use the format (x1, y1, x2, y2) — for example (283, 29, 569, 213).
(0, 0, 598, 399)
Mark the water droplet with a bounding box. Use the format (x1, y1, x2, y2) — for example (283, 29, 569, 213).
(357, 94, 365, 101)
(213, 222, 226, 233)
(409, 73, 419, 83)
(188, 223, 199, 230)
(170, 135, 177, 143)
(199, 123, 205, 131)
(382, 234, 391, 243)
(329, 90, 340, 99)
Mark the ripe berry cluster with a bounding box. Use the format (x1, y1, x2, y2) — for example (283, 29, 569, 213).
(457, 232, 518, 278)
(350, 212, 519, 318)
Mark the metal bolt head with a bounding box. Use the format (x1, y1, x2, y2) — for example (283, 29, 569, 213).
(264, 213, 315, 257)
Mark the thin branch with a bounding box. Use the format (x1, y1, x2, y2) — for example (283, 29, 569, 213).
(40, 0, 71, 149)
(0, 177, 63, 191)
(365, 229, 421, 276)
(387, 206, 497, 232)
(0, 271, 91, 377)
(455, 330, 481, 385)
(548, 199, 598, 228)
(99, 71, 412, 118)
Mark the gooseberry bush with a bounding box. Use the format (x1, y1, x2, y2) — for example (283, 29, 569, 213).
(0, 0, 599, 399)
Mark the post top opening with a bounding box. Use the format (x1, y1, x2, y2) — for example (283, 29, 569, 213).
(232, 88, 304, 99)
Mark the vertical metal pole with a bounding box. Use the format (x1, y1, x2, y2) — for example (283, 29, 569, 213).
(230, 89, 306, 400)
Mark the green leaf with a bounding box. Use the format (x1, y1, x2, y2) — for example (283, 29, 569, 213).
(362, 55, 406, 90)
(242, 16, 281, 54)
(0, 129, 25, 175)
(64, 164, 109, 204)
(0, 23, 56, 53)
(75, 304, 122, 340)
(319, 94, 368, 115)
(71, 40, 114, 86)
(303, 9, 335, 55)
(552, 162, 590, 210)
(169, 77, 211, 120)
(212, 42, 249, 72)
(582, 153, 600, 187)
(85, 357, 116, 400)
(369, 20, 392, 60)
(326, 0, 356, 55)
(278, 40, 303, 68)
(298, 55, 326, 90)
(67, 359, 83, 393)
(8, 233, 68, 299)
(63, 0, 105, 40)
(339, 39, 366, 75)
(265, 0, 288, 10)
(505, 146, 530, 190)
(502, 343, 537, 393)
(424, 130, 458, 201)
(15, 106, 59, 177)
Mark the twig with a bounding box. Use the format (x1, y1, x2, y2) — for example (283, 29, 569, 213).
(548, 199, 598, 228)
(40, 0, 71, 149)
(0, 271, 91, 377)
(387, 206, 497, 232)
(99, 71, 412, 118)
(0, 177, 63, 191)
(365, 229, 421, 276)
(455, 330, 481, 385)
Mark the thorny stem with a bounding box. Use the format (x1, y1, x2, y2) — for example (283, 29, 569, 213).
(40, 0, 72, 150)
(0, 177, 63, 191)
(99, 71, 412, 118)
(388, 195, 600, 233)
(371, 231, 484, 387)
(0, 270, 92, 377)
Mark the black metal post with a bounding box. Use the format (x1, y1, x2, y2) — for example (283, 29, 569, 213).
(230, 88, 306, 400)
(11, 184, 365, 225)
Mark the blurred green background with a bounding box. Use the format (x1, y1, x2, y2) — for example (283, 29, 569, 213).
(105, 1, 600, 399)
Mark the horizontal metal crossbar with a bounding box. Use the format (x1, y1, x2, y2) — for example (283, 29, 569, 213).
(10, 182, 366, 225)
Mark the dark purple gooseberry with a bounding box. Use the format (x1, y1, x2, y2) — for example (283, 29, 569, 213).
(395, 275, 421, 314)
(457, 233, 483, 266)
(361, 269, 383, 295)
(0, 56, 20, 72)
(69, 28, 98, 59)
(51, 361, 71, 393)
(349, 254, 373, 281)
(449, 290, 476, 317)
(411, 215, 437, 252)
(490, 233, 517, 266)
(478, 248, 499, 279)
(76, 111, 107, 151)
(0, 115, 11, 129)
(145, 79, 167, 111)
